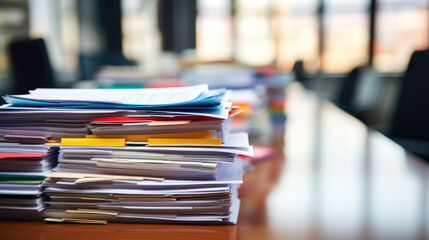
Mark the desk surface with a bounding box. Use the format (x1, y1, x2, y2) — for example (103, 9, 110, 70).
(1, 84, 428, 240)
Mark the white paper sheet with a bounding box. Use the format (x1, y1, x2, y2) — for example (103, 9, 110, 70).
(10, 84, 209, 105)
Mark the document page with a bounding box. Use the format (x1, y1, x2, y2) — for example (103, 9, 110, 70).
(6, 84, 209, 105)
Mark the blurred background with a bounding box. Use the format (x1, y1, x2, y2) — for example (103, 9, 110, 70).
(0, 0, 429, 154)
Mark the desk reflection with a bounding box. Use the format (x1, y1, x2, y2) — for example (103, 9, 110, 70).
(237, 83, 429, 240)
(237, 134, 285, 239)
(0, 223, 237, 240)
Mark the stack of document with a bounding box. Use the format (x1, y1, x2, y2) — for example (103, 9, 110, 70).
(1, 85, 235, 143)
(42, 159, 243, 224)
(88, 116, 233, 143)
(1, 84, 252, 224)
(0, 107, 136, 143)
(0, 145, 58, 220)
(55, 133, 249, 180)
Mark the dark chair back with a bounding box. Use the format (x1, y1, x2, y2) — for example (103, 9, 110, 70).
(390, 50, 429, 141)
(336, 65, 381, 121)
(337, 66, 360, 110)
(8, 38, 54, 94)
(292, 60, 308, 83)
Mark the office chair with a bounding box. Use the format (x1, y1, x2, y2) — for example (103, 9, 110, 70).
(337, 66, 360, 111)
(336, 65, 381, 124)
(8, 38, 55, 94)
(292, 60, 311, 89)
(389, 50, 429, 159)
(292, 60, 307, 82)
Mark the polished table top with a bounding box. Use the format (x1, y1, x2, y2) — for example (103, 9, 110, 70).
(1, 84, 428, 240)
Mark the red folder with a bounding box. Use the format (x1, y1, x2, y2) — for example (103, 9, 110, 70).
(0, 153, 46, 159)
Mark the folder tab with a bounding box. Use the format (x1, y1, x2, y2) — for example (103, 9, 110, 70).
(0, 153, 46, 158)
(148, 138, 222, 146)
(66, 209, 119, 216)
(86, 131, 214, 142)
(61, 138, 126, 147)
(148, 120, 191, 126)
(46, 172, 164, 182)
(44, 218, 107, 224)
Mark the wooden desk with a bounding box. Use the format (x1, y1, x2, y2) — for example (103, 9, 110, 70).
(1, 84, 428, 240)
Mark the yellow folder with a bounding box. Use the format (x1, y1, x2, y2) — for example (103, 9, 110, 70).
(61, 138, 126, 147)
(86, 131, 213, 142)
(148, 138, 222, 146)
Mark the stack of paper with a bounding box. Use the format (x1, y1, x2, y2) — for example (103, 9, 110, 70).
(55, 133, 249, 179)
(1, 84, 252, 224)
(0, 145, 58, 220)
(88, 116, 233, 143)
(42, 159, 243, 224)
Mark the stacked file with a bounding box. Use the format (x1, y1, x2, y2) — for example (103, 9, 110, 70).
(1, 84, 252, 224)
(55, 133, 248, 180)
(0, 145, 58, 220)
(0, 108, 133, 144)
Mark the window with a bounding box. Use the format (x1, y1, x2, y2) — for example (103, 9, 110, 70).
(122, 0, 160, 72)
(274, 0, 319, 73)
(29, 0, 79, 71)
(235, 0, 275, 66)
(322, 0, 370, 73)
(0, 0, 28, 75)
(196, 0, 232, 62)
(374, 0, 429, 72)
